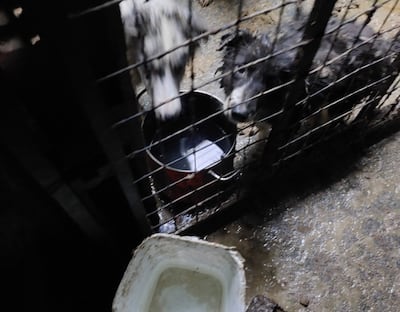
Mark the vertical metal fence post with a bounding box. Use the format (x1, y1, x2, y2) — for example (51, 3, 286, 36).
(262, 0, 338, 173)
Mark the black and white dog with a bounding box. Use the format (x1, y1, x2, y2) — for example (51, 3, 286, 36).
(217, 20, 393, 127)
(120, 0, 206, 121)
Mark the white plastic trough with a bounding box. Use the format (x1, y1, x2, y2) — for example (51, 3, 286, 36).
(112, 233, 246, 312)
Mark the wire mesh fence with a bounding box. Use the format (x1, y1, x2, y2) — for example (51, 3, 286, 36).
(3, 0, 399, 236)
(93, 0, 400, 233)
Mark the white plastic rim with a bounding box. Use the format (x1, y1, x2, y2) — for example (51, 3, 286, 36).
(112, 233, 246, 312)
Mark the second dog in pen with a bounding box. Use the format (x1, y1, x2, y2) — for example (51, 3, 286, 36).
(217, 20, 393, 131)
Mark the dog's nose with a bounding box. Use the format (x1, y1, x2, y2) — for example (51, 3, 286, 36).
(231, 111, 248, 122)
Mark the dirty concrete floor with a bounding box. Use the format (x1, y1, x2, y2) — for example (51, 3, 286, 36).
(178, 0, 400, 311)
(206, 131, 400, 311)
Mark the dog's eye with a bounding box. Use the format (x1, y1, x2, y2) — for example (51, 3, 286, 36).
(236, 66, 246, 75)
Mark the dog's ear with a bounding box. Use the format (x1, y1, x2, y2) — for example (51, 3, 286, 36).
(218, 29, 253, 51)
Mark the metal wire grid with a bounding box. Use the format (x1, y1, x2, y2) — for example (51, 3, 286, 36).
(67, 0, 400, 233)
(275, 0, 400, 159)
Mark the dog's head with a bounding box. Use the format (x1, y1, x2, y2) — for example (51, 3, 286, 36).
(218, 30, 294, 123)
(120, 0, 206, 121)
